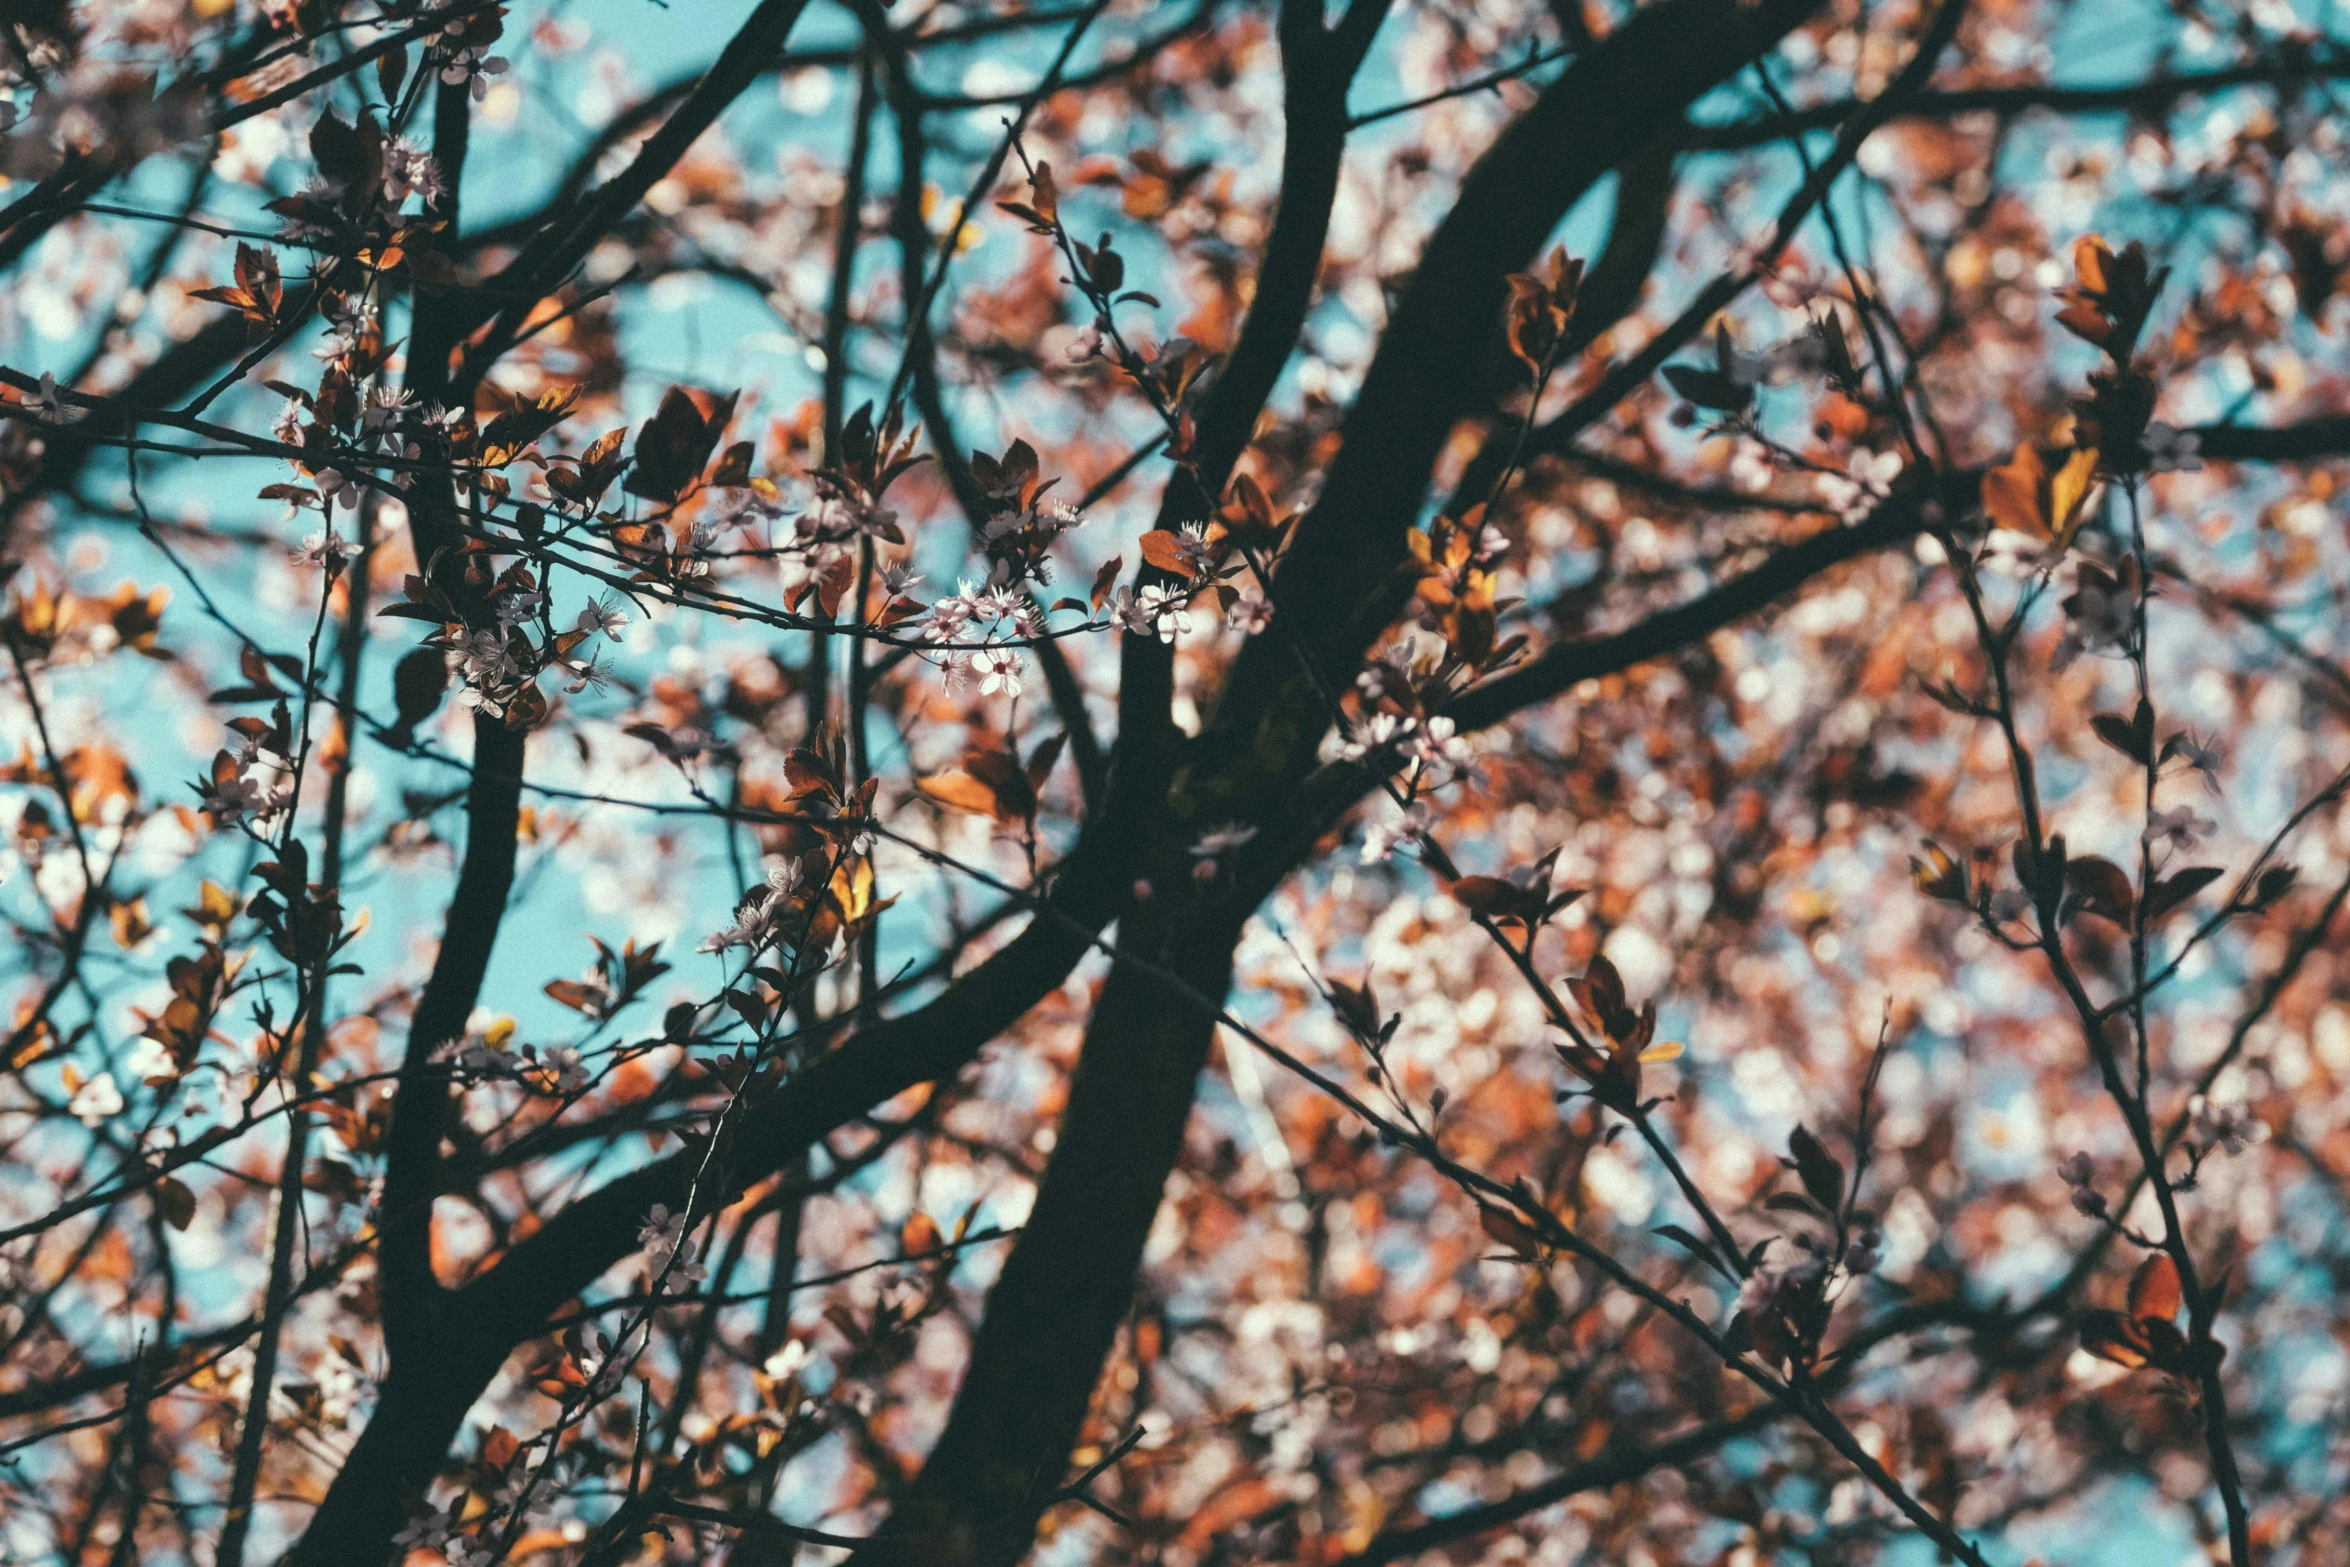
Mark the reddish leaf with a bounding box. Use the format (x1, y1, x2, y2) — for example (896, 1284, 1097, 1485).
(2128, 1253, 2182, 1324)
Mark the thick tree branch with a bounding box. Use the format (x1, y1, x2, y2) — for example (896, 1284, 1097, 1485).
(831, 12, 1391, 1557)
(284, 680, 1170, 1562)
(843, 899, 1242, 1567)
(1205, 0, 1826, 789)
(458, 0, 816, 368)
(1334, 1407, 1782, 1566)
(1691, 49, 2350, 150)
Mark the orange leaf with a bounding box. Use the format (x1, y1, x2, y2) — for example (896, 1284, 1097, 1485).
(1138, 529, 1194, 577)
(2073, 234, 2115, 295)
(1980, 442, 2100, 547)
(1981, 443, 2049, 536)
(1479, 1204, 1545, 1260)
(2128, 1253, 2182, 1323)
(2080, 1308, 2154, 1368)
(2048, 446, 2100, 547)
(916, 771, 1001, 817)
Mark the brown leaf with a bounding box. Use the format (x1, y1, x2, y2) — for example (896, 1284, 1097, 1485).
(1090, 554, 1124, 609)
(1910, 843, 1969, 905)
(2146, 866, 2223, 922)
(156, 1175, 197, 1232)
(1138, 529, 1194, 577)
(1446, 874, 1515, 916)
(2064, 856, 2135, 925)
(1981, 442, 2100, 547)
(963, 751, 1036, 823)
(2090, 700, 2154, 765)
(2080, 1308, 2154, 1369)
(626, 386, 736, 503)
(1479, 1204, 1545, 1261)
(544, 979, 604, 1014)
(1788, 1124, 1845, 1213)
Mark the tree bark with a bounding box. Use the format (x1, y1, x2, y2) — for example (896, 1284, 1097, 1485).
(846, 896, 1243, 1567)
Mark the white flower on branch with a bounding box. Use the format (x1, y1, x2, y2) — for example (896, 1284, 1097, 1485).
(439, 47, 511, 101)
(2142, 805, 2214, 854)
(2139, 421, 2202, 474)
(68, 1071, 123, 1126)
(574, 596, 631, 641)
(292, 530, 356, 570)
(969, 647, 1024, 697)
(2190, 1096, 2268, 1156)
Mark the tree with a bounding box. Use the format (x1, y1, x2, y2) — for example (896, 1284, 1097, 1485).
(3, 0, 2349, 1563)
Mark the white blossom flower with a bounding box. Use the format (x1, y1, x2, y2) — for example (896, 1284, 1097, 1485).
(1142, 588, 1193, 644)
(2055, 578, 2134, 668)
(2143, 805, 2215, 854)
(439, 47, 511, 101)
(1189, 823, 1258, 860)
(361, 384, 417, 441)
(292, 530, 356, 570)
(1107, 584, 1153, 637)
(543, 1047, 588, 1095)
(69, 1071, 124, 1126)
(638, 1204, 687, 1257)
(1171, 523, 1217, 577)
(1406, 715, 1474, 774)
(202, 770, 290, 826)
(559, 654, 610, 694)
(2139, 421, 2202, 474)
(969, 647, 1024, 697)
(699, 901, 775, 955)
(391, 1512, 449, 1552)
(32, 371, 77, 425)
(1817, 448, 1903, 522)
(1360, 801, 1434, 863)
(383, 138, 445, 204)
(1734, 1266, 1783, 1318)
(314, 467, 361, 511)
(493, 590, 544, 629)
(1731, 1241, 1826, 1319)
(444, 1535, 499, 1567)
(1332, 712, 1412, 764)
(2190, 1097, 2268, 1156)
(573, 595, 630, 640)
(657, 1253, 708, 1295)
(125, 1036, 176, 1083)
(1225, 593, 1274, 635)
(2163, 728, 2223, 793)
